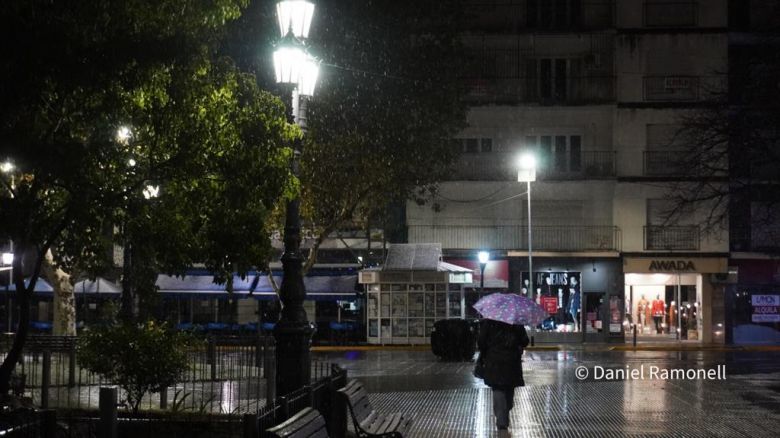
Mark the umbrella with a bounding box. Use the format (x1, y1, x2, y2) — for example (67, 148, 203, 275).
(473, 292, 548, 326)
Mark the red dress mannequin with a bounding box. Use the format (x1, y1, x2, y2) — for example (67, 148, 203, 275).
(651, 297, 665, 334)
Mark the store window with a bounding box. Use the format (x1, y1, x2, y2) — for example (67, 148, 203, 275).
(521, 271, 582, 332)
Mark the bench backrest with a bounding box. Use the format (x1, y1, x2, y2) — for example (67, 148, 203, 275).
(337, 380, 373, 424)
(265, 407, 329, 438)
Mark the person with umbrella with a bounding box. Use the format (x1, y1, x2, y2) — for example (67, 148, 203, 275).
(473, 293, 546, 435)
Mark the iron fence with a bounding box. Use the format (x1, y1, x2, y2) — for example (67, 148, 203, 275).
(644, 225, 700, 250)
(408, 224, 621, 251)
(0, 334, 274, 415)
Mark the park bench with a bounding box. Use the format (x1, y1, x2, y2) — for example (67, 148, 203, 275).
(336, 380, 411, 438)
(265, 407, 329, 438)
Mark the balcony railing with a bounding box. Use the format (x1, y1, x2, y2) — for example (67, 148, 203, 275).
(642, 151, 691, 177)
(449, 151, 616, 181)
(465, 76, 615, 105)
(644, 225, 700, 250)
(408, 225, 621, 251)
(643, 1, 698, 27)
(462, 1, 614, 31)
(643, 76, 700, 101)
(731, 227, 780, 253)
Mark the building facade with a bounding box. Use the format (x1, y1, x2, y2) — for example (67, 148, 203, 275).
(407, 0, 735, 343)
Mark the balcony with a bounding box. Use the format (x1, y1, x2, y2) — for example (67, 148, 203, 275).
(642, 151, 691, 177)
(643, 76, 700, 102)
(462, 1, 614, 32)
(408, 225, 621, 251)
(465, 76, 615, 105)
(731, 227, 780, 253)
(449, 151, 616, 181)
(643, 1, 698, 27)
(644, 225, 700, 251)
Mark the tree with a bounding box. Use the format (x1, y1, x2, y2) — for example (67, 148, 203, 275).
(298, 0, 468, 269)
(228, 0, 468, 273)
(0, 0, 295, 395)
(78, 321, 193, 414)
(664, 34, 780, 248)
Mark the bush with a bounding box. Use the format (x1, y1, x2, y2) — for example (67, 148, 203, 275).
(78, 321, 195, 413)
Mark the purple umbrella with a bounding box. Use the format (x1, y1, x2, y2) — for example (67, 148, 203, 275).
(473, 292, 548, 326)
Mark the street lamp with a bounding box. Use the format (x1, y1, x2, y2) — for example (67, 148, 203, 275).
(517, 152, 536, 301)
(272, 0, 319, 398)
(0, 161, 13, 174)
(477, 251, 489, 293)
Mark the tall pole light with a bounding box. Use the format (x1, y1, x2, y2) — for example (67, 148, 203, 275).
(477, 251, 489, 294)
(1, 162, 14, 331)
(272, 0, 319, 398)
(517, 153, 536, 302)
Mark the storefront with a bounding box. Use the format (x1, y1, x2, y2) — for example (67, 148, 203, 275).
(506, 255, 624, 343)
(359, 244, 473, 345)
(727, 258, 780, 345)
(623, 256, 728, 343)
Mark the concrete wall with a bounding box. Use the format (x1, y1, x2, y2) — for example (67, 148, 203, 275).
(615, 0, 728, 28)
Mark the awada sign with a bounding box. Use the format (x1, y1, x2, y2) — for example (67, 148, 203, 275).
(649, 260, 696, 272)
(624, 257, 727, 274)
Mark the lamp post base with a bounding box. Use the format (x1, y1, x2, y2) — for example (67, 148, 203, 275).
(273, 320, 315, 398)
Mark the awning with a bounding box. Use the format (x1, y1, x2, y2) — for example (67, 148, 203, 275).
(3, 278, 54, 293)
(156, 270, 359, 300)
(74, 277, 121, 294)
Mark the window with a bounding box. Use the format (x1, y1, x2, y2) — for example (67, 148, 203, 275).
(644, 2, 698, 27)
(465, 138, 479, 153)
(525, 135, 583, 174)
(453, 137, 494, 154)
(527, 58, 581, 102)
(527, 0, 582, 29)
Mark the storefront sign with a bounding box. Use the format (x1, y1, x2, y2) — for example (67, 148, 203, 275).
(752, 295, 780, 323)
(540, 296, 558, 314)
(624, 257, 727, 274)
(447, 259, 509, 289)
(649, 260, 695, 272)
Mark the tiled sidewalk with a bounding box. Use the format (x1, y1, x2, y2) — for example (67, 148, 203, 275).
(317, 349, 780, 437)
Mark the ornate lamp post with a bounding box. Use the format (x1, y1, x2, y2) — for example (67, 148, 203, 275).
(272, 0, 320, 397)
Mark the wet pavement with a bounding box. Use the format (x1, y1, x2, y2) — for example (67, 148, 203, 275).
(313, 348, 780, 437)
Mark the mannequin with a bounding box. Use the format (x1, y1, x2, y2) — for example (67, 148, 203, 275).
(555, 288, 565, 326)
(637, 295, 649, 330)
(568, 276, 580, 331)
(522, 279, 530, 296)
(651, 295, 665, 334)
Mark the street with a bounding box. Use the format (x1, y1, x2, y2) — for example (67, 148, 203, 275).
(314, 348, 780, 437)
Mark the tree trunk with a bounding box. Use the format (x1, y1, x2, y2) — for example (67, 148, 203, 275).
(0, 254, 31, 395)
(41, 250, 76, 336)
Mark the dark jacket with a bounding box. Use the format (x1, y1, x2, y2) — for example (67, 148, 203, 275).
(474, 319, 530, 388)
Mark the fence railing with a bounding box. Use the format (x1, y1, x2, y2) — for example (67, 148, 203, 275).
(449, 150, 616, 181)
(643, 76, 700, 101)
(462, 1, 614, 31)
(642, 150, 692, 176)
(247, 364, 348, 438)
(464, 76, 615, 105)
(644, 225, 700, 250)
(0, 334, 275, 414)
(408, 225, 621, 251)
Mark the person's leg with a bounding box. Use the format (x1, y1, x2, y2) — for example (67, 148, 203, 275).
(492, 387, 510, 429)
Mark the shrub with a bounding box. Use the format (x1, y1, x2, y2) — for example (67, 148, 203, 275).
(78, 321, 195, 413)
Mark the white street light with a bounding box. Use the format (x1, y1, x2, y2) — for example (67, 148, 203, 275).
(0, 161, 13, 173)
(517, 151, 537, 304)
(116, 126, 132, 145)
(297, 54, 320, 97)
(142, 184, 159, 199)
(276, 0, 315, 39)
(478, 251, 490, 293)
(128, 158, 136, 167)
(274, 32, 307, 86)
(1, 253, 12, 265)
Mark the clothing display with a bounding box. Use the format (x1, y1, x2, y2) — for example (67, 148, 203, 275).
(637, 297, 649, 327)
(651, 298, 665, 334)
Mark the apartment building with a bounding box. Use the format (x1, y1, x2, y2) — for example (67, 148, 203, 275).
(405, 0, 731, 343)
